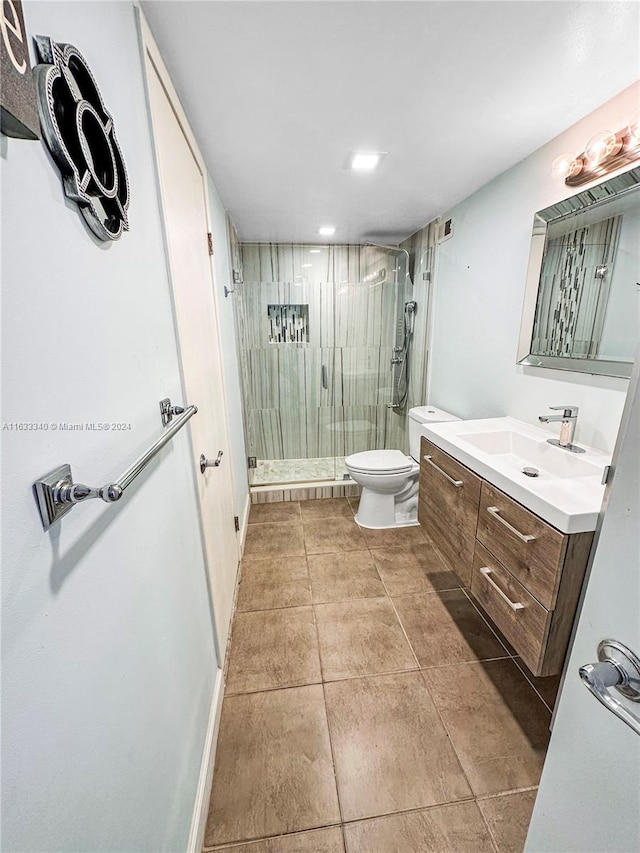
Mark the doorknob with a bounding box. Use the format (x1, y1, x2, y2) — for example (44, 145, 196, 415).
(579, 639, 640, 736)
(200, 451, 223, 473)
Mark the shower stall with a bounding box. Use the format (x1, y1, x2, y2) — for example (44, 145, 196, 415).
(234, 238, 433, 490)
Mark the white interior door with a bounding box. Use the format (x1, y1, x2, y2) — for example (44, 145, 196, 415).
(144, 50, 239, 657)
(526, 353, 640, 852)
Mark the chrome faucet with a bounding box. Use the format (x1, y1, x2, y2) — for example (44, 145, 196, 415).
(538, 406, 585, 454)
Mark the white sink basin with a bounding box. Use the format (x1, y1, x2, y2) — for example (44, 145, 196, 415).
(421, 416, 610, 533)
(461, 430, 603, 480)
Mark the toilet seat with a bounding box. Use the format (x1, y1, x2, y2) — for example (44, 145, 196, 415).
(345, 449, 415, 475)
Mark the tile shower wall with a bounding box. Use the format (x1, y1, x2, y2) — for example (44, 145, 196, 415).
(401, 219, 439, 413)
(236, 243, 424, 476)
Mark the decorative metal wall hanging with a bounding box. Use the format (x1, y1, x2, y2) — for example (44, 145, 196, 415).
(0, 0, 39, 139)
(33, 35, 129, 241)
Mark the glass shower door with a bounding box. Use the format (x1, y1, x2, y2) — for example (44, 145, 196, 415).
(237, 243, 337, 486)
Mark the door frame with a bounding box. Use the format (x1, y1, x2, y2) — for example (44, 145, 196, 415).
(136, 10, 236, 852)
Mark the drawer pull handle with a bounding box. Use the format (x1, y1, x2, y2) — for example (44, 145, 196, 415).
(487, 506, 536, 543)
(480, 566, 524, 612)
(423, 455, 463, 487)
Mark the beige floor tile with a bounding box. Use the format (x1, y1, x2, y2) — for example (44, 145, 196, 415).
(325, 671, 472, 821)
(372, 544, 459, 596)
(205, 686, 340, 847)
(308, 551, 385, 603)
(348, 495, 360, 511)
(360, 524, 427, 550)
(237, 557, 311, 612)
(212, 826, 344, 852)
(249, 502, 301, 525)
(244, 523, 305, 559)
(343, 801, 495, 852)
(393, 590, 508, 667)
(300, 497, 354, 520)
(424, 660, 551, 796)
(478, 790, 538, 852)
(315, 598, 416, 680)
(513, 658, 561, 711)
(226, 607, 321, 694)
(303, 517, 366, 554)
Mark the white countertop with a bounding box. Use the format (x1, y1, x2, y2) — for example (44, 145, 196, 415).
(421, 416, 610, 533)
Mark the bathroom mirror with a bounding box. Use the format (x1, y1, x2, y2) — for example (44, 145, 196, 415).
(517, 166, 640, 378)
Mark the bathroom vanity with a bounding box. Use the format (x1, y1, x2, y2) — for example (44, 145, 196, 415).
(417, 418, 610, 677)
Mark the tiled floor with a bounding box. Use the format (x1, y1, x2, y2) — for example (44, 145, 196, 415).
(205, 498, 557, 852)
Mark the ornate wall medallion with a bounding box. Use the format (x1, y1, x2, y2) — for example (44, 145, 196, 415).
(0, 0, 39, 139)
(33, 35, 129, 240)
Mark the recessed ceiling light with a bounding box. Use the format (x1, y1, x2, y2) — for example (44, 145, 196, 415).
(349, 151, 387, 171)
(318, 226, 335, 236)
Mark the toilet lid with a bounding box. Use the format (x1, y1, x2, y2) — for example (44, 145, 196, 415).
(345, 449, 414, 474)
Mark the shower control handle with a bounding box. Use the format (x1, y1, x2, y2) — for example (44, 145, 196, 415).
(321, 364, 328, 390)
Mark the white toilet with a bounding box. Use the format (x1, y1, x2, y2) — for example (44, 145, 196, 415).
(345, 406, 460, 529)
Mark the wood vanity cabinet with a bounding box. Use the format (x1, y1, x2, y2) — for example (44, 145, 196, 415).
(418, 436, 594, 676)
(418, 437, 481, 587)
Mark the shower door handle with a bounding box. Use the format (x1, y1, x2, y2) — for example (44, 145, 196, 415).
(321, 364, 328, 390)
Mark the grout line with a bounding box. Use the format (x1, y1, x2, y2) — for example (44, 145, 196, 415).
(310, 599, 345, 827)
(224, 677, 324, 699)
(374, 554, 423, 671)
(475, 802, 502, 853)
(458, 589, 556, 714)
(416, 667, 477, 799)
(475, 785, 539, 801)
(511, 656, 557, 714)
(207, 795, 500, 851)
(340, 822, 348, 853)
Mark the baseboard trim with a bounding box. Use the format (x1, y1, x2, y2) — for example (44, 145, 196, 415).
(239, 492, 250, 557)
(186, 668, 224, 853)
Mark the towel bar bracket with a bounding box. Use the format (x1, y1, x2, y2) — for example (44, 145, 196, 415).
(33, 403, 197, 531)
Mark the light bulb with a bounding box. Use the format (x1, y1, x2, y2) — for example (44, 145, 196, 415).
(627, 114, 640, 149)
(551, 153, 583, 180)
(583, 131, 621, 167)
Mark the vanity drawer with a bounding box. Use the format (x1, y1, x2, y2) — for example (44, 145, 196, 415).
(418, 438, 481, 587)
(471, 542, 550, 674)
(477, 482, 565, 609)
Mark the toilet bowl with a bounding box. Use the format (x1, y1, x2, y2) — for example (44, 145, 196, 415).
(345, 406, 460, 529)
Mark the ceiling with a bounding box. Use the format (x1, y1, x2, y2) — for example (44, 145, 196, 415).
(142, 1, 639, 244)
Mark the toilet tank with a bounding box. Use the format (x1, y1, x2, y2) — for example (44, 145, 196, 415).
(408, 406, 461, 462)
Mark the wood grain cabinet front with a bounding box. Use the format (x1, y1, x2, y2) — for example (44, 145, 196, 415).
(418, 437, 481, 587)
(471, 542, 550, 674)
(477, 482, 565, 610)
(419, 438, 594, 677)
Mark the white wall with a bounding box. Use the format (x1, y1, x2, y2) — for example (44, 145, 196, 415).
(429, 83, 639, 453)
(1, 2, 218, 850)
(206, 178, 249, 529)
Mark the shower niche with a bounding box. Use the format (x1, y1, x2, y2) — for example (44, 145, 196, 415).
(267, 303, 309, 344)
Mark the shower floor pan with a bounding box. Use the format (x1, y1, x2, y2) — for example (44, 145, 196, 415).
(251, 456, 348, 486)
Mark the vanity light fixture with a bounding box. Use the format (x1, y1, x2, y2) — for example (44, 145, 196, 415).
(318, 225, 335, 236)
(349, 151, 387, 171)
(551, 153, 583, 181)
(553, 116, 640, 187)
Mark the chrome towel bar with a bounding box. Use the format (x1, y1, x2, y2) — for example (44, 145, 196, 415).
(33, 404, 197, 530)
